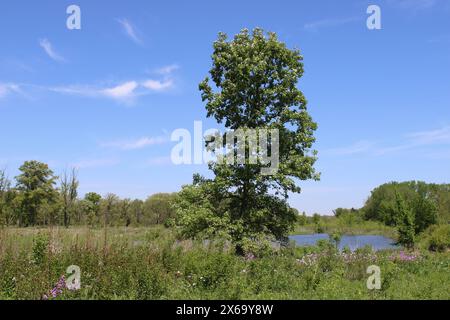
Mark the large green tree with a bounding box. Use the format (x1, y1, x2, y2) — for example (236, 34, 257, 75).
(15, 161, 58, 226)
(176, 28, 319, 252)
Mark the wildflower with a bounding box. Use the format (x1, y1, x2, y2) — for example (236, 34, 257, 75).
(390, 251, 420, 262)
(244, 252, 256, 261)
(42, 275, 67, 300)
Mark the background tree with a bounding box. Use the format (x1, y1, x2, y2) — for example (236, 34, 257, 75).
(82, 192, 102, 226)
(144, 193, 176, 225)
(15, 161, 58, 226)
(60, 168, 79, 227)
(130, 199, 144, 226)
(362, 181, 441, 231)
(176, 28, 319, 252)
(100, 193, 119, 226)
(119, 198, 132, 226)
(0, 168, 13, 225)
(297, 211, 307, 226)
(395, 192, 416, 248)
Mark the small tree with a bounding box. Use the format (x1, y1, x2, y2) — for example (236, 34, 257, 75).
(144, 193, 176, 225)
(0, 168, 12, 225)
(413, 195, 437, 234)
(15, 161, 58, 226)
(395, 192, 415, 248)
(100, 193, 119, 226)
(60, 168, 79, 227)
(83, 192, 102, 226)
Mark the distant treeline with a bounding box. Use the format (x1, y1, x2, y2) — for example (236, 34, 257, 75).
(334, 181, 449, 226)
(0, 161, 176, 227)
(332, 181, 450, 247)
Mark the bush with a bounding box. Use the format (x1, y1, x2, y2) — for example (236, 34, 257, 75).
(422, 224, 450, 252)
(32, 233, 49, 265)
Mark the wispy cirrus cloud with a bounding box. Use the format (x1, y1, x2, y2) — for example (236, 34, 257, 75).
(324, 126, 450, 157)
(39, 38, 66, 62)
(387, 0, 439, 10)
(117, 18, 144, 45)
(2, 63, 179, 103)
(51, 78, 174, 103)
(100, 136, 168, 150)
(406, 126, 450, 145)
(154, 64, 179, 75)
(322, 140, 375, 156)
(0, 83, 21, 98)
(71, 158, 120, 169)
(304, 17, 361, 31)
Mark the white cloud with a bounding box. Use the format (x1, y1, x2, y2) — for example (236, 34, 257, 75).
(101, 81, 138, 100)
(8, 64, 178, 102)
(155, 64, 179, 75)
(117, 18, 143, 45)
(304, 17, 360, 31)
(101, 136, 168, 150)
(328, 126, 450, 157)
(406, 126, 450, 145)
(322, 140, 374, 156)
(51, 81, 145, 103)
(72, 158, 119, 169)
(39, 38, 65, 62)
(142, 79, 174, 91)
(0, 83, 21, 99)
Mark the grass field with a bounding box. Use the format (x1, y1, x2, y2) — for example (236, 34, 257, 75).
(0, 226, 448, 300)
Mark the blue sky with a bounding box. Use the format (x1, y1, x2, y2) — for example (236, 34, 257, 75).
(0, 0, 449, 214)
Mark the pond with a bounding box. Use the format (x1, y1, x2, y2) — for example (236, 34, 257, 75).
(289, 234, 399, 251)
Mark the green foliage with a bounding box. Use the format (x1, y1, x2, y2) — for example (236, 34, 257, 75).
(0, 227, 449, 300)
(60, 168, 79, 227)
(420, 224, 450, 252)
(143, 193, 176, 226)
(395, 193, 416, 248)
(0, 161, 181, 228)
(32, 233, 49, 265)
(363, 181, 443, 230)
(297, 211, 307, 226)
(15, 161, 58, 226)
(82, 192, 102, 226)
(177, 28, 318, 251)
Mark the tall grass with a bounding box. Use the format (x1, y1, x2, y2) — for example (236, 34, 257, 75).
(0, 226, 448, 300)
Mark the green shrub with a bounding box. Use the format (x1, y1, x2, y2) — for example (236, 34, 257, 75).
(422, 224, 450, 252)
(32, 233, 49, 265)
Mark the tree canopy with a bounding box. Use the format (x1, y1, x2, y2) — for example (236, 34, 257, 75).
(176, 28, 319, 252)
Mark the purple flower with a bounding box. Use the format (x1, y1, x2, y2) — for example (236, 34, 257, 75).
(390, 251, 420, 262)
(42, 275, 67, 300)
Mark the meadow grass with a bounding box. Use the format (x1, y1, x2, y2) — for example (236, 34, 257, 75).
(0, 226, 448, 300)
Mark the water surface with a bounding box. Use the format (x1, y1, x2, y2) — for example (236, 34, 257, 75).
(289, 234, 399, 251)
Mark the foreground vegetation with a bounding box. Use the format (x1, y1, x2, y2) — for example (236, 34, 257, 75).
(0, 226, 448, 300)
